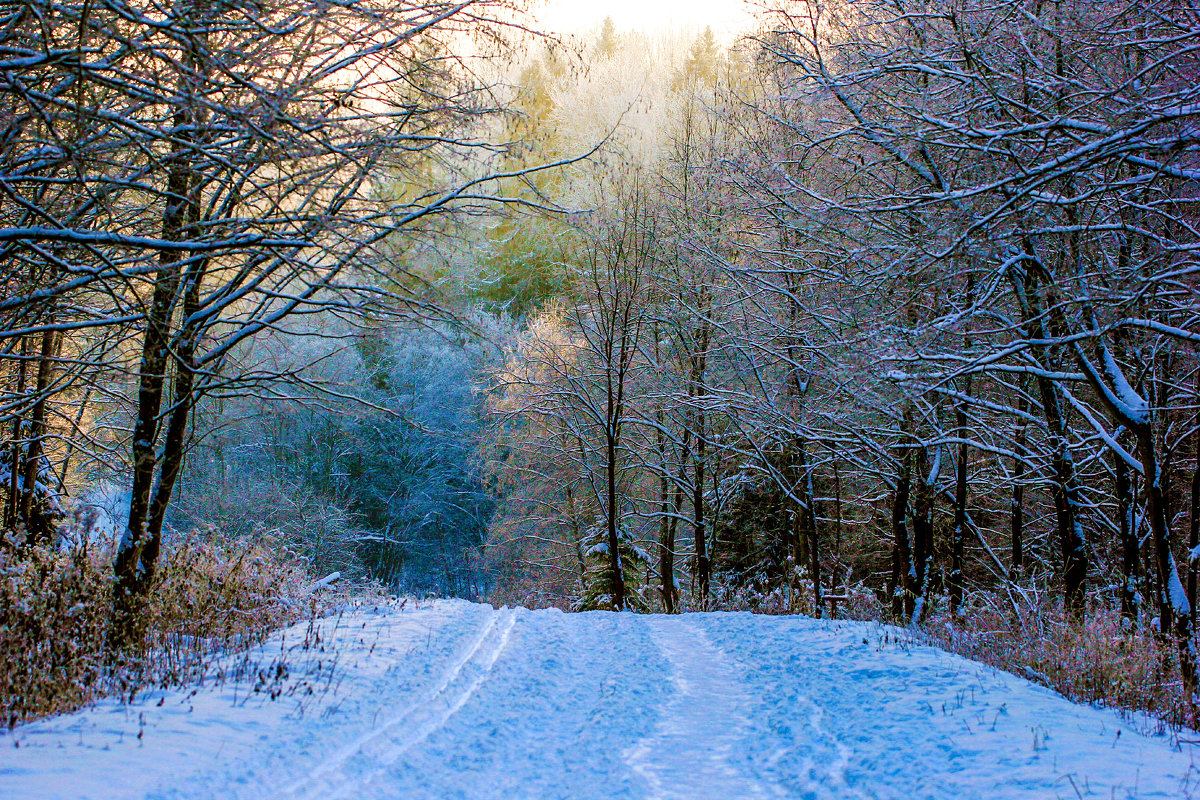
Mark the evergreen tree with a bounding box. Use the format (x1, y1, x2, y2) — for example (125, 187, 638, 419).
(573, 518, 651, 612)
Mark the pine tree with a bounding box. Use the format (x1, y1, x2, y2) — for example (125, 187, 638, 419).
(572, 518, 651, 612)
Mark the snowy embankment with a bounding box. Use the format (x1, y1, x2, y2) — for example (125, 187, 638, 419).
(1, 600, 1194, 799)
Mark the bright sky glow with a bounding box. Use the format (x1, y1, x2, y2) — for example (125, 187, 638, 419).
(534, 0, 760, 42)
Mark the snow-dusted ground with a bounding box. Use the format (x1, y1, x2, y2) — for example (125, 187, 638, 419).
(1, 599, 1195, 799)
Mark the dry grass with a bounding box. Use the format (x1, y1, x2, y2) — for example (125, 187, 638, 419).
(922, 591, 1195, 733)
(0, 540, 111, 726)
(0, 527, 339, 728)
(702, 572, 886, 619)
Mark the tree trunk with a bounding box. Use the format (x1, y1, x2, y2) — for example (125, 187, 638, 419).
(139, 255, 207, 579)
(1011, 252, 1088, 620)
(693, 407, 709, 608)
(950, 273, 973, 617)
(605, 422, 625, 611)
(1115, 434, 1140, 624)
(890, 446, 913, 621)
(1190, 371, 1200, 632)
(1134, 421, 1198, 696)
(112, 96, 198, 650)
(656, 414, 677, 613)
(658, 497, 677, 613)
(19, 328, 57, 545)
(951, 376, 971, 618)
(797, 439, 822, 618)
(1037, 371, 1089, 622)
(6, 336, 28, 531)
(911, 447, 934, 624)
(1011, 391, 1028, 573)
(1190, 456, 1199, 633)
(832, 457, 844, 604)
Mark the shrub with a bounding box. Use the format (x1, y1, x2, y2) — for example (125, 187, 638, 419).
(0, 537, 111, 726)
(0, 526, 323, 728)
(923, 589, 1195, 732)
(704, 568, 884, 619)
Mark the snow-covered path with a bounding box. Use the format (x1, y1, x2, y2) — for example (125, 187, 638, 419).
(625, 619, 769, 799)
(1, 600, 1195, 799)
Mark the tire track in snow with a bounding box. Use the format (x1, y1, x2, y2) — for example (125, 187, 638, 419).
(625, 618, 777, 800)
(275, 607, 517, 800)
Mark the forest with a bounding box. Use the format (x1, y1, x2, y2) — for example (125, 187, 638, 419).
(2, 0, 1200, 735)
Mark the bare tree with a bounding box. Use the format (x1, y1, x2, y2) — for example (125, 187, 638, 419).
(0, 0, 558, 646)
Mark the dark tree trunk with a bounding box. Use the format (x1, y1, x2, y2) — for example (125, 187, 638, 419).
(693, 407, 709, 607)
(658, 504, 677, 613)
(1011, 391, 1028, 573)
(797, 440, 822, 618)
(6, 336, 28, 531)
(1134, 422, 1198, 695)
(1190, 453, 1199, 633)
(1190, 371, 1200, 632)
(1115, 438, 1140, 624)
(19, 328, 57, 545)
(1011, 250, 1088, 620)
(605, 423, 625, 611)
(1037, 371, 1088, 622)
(112, 94, 198, 650)
(669, 479, 683, 599)
(689, 321, 711, 608)
(911, 447, 934, 624)
(140, 256, 207, 579)
(832, 458, 844, 599)
(950, 273, 973, 617)
(676, 423, 693, 600)
(656, 413, 678, 613)
(112, 264, 185, 648)
(890, 446, 913, 621)
(950, 376, 971, 618)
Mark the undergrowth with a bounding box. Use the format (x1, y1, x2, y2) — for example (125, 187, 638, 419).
(923, 591, 1196, 734)
(0, 527, 351, 728)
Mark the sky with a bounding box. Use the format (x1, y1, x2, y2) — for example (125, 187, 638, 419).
(533, 0, 761, 41)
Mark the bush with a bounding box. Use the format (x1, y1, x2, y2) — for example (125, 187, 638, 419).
(0, 527, 320, 728)
(0, 539, 110, 726)
(925, 590, 1196, 732)
(704, 568, 884, 619)
(169, 476, 368, 583)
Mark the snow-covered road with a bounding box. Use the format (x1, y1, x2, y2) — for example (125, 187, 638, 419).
(2, 600, 1195, 799)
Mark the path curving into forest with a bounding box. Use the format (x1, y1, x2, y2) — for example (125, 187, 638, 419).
(1, 600, 1195, 799)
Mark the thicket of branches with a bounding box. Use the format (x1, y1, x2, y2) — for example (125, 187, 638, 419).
(0, 0, 531, 650)
(480, 2, 1200, 714)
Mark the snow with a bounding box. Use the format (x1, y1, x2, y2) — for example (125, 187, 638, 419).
(1, 600, 1195, 799)
(70, 481, 129, 546)
(1100, 346, 1149, 426)
(1165, 553, 1192, 613)
(625, 618, 767, 799)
